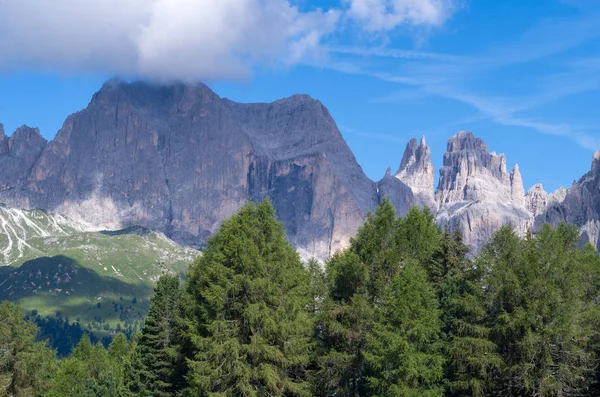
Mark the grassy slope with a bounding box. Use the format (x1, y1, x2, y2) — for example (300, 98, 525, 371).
(0, 207, 199, 334)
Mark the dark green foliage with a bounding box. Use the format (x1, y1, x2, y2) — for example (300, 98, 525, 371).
(438, 228, 502, 397)
(0, 301, 56, 396)
(315, 200, 398, 396)
(395, 206, 442, 265)
(183, 200, 314, 396)
(483, 224, 600, 396)
(365, 261, 444, 397)
(429, 226, 470, 289)
(126, 274, 185, 397)
(2, 200, 600, 397)
(31, 314, 100, 357)
(315, 202, 445, 396)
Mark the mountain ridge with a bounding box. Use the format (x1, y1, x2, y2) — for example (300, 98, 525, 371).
(0, 80, 598, 257)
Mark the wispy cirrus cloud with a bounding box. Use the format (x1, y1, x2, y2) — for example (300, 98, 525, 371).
(339, 125, 407, 143)
(329, 9, 600, 151)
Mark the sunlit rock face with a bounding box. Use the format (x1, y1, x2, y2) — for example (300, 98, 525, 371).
(395, 136, 435, 209)
(434, 131, 531, 250)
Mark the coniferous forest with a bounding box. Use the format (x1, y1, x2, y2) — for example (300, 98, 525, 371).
(2, 199, 600, 397)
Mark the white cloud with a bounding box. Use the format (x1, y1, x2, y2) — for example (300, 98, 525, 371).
(346, 0, 459, 31)
(0, 0, 460, 82)
(0, 0, 340, 82)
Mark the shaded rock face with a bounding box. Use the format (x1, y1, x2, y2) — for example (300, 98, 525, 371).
(0, 81, 395, 259)
(534, 153, 600, 250)
(0, 125, 47, 191)
(378, 168, 415, 217)
(434, 131, 531, 250)
(395, 136, 435, 209)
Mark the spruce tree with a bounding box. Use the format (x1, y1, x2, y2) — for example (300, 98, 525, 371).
(316, 250, 372, 396)
(315, 200, 398, 396)
(127, 274, 185, 397)
(429, 225, 470, 289)
(484, 224, 598, 396)
(182, 200, 313, 396)
(439, 228, 502, 397)
(394, 206, 441, 266)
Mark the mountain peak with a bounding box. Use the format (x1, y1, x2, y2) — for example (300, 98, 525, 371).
(8, 125, 47, 155)
(448, 130, 488, 152)
(437, 132, 511, 204)
(510, 163, 525, 206)
(593, 151, 600, 171)
(12, 125, 44, 142)
(420, 135, 427, 146)
(0, 124, 7, 154)
(395, 137, 435, 207)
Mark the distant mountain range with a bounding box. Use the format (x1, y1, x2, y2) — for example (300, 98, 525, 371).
(0, 80, 598, 260)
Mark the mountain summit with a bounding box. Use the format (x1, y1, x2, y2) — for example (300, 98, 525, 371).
(0, 81, 598, 257)
(0, 81, 412, 258)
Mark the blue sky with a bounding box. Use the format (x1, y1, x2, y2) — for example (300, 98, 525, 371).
(1, 0, 599, 193)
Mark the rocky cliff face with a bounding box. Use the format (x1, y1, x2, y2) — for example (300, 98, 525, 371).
(1, 81, 598, 258)
(0, 125, 47, 191)
(434, 132, 531, 249)
(533, 152, 600, 249)
(0, 81, 412, 259)
(394, 136, 435, 208)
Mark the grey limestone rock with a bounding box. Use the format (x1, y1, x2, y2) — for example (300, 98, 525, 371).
(0, 125, 47, 191)
(534, 152, 600, 250)
(395, 136, 435, 209)
(434, 131, 531, 250)
(0, 81, 386, 259)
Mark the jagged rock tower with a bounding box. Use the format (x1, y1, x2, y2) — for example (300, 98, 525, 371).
(434, 131, 531, 249)
(395, 136, 435, 209)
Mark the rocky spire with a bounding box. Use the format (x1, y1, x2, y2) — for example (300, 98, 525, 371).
(395, 136, 435, 208)
(510, 164, 525, 206)
(8, 125, 47, 156)
(525, 184, 549, 217)
(0, 124, 7, 154)
(593, 151, 600, 172)
(436, 131, 509, 204)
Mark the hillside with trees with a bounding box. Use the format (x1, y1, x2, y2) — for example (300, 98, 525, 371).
(1, 199, 600, 396)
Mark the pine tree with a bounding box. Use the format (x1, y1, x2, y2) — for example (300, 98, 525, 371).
(127, 274, 185, 397)
(394, 206, 442, 266)
(350, 198, 400, 301)
(108, 333, 131, 396)
(429, 225, 470, 289)
(365, 261, 445, 397)
(484, 224, 598, 396)
(315, 250, 373, 396)
(439, 228, 502, 397)
(314, 200, 398, 396)
(183, 200, 314, 396)
(0, 301, 57, 397)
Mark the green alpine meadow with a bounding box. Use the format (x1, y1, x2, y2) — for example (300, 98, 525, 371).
(2, 199, 600, 396)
